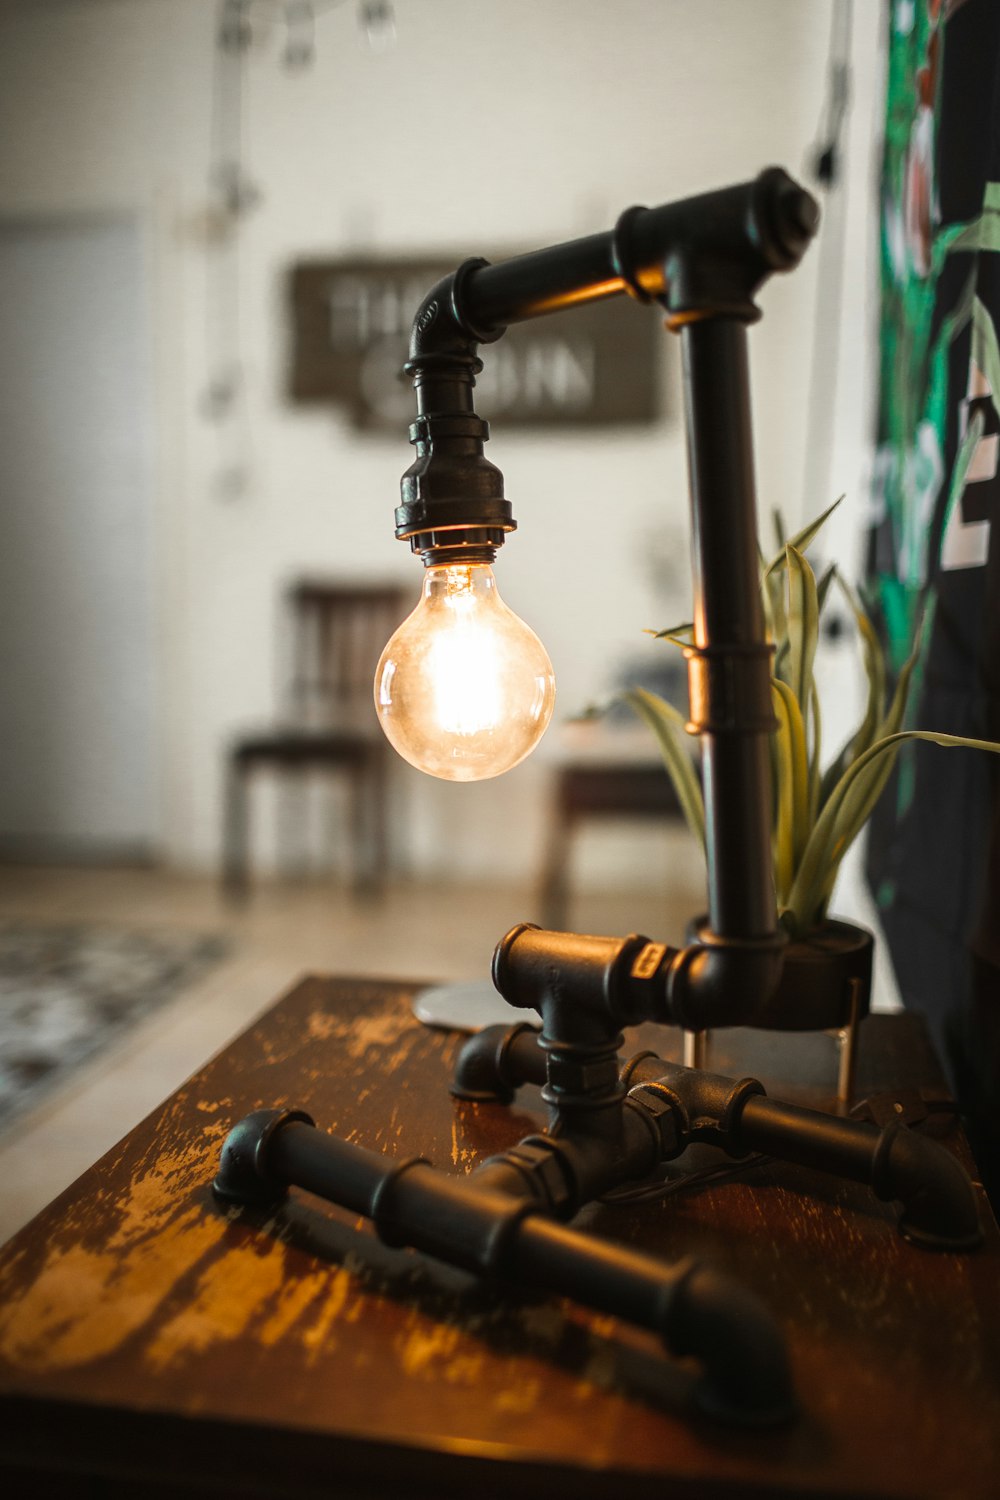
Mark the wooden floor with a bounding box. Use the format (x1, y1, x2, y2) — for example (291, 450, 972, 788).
(0, 846, 705, 1242)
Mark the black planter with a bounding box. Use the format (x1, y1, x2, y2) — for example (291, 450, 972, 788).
(682, 917, 874, 1104)
(760, 919, 874, 1030)
(686, 917, 874, 1031)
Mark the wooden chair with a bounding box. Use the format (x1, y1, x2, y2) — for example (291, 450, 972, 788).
(222, 579, 408, 899)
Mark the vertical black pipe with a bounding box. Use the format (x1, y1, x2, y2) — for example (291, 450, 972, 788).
(681, 320, 777, 940)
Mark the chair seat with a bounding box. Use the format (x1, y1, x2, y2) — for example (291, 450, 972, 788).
(232, 727, 381, 768)
(555, 762, 682, 819)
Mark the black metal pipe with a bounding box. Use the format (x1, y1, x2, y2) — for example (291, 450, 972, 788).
(739, 1095, 893, 1177)
(661, 1261, 796, 1426)
(622, 1056, 983, 1250)
(396, 180, 805, 1024)
(509, 1219, 793, 1426)
(267, 1119, 386, 1216)
(452, 168, 819, 337)
(214, 1108, 795, 1425)
(680, 318, 777, 944)
(736, 1098, 982, 1249)
(462, 231, 628, 330)
(451, 1030, 982, 1250)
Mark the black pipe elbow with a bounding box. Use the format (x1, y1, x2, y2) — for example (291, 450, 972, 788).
(450, 1022, 543, 1103)
(213, 1108, 315, 1207)
(667, 931, 786, 1031)
(451, 1023, 517, 1103)
(871, 1124, 983, 1250)
(664, 1262, 796, 1426)
(406, 260, 506, 368)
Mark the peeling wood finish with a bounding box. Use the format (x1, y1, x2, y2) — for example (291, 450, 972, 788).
(0, 978, 998, 1499)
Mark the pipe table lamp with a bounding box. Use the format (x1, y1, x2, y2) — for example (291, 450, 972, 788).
(216, 170, 982, 1426)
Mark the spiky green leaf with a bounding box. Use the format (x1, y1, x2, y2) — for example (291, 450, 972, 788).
(646, 622, 694, 647)
(771, 678, 810, 903)
(762, 495, 844, 583)
(783, 543, 820, 722)
(772, 507, 787, 551)
(818, 571, 887, 809)
(622, 687, 705, 850)
(808, 677, 822, 822)
(785, 729, 1000, 932)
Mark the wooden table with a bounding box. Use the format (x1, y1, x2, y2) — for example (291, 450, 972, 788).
(1, 976, 998, 1499)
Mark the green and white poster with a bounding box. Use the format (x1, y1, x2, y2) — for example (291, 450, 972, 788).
(868, 0, 1000, 1197)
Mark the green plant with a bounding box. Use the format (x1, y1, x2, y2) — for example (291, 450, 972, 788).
(625, 499, 1000, 938)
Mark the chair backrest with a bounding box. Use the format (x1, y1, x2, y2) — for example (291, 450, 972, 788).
(286, 579, 409, 733)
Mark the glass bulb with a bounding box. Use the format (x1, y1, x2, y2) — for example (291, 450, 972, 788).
(374, 563, 556, 781)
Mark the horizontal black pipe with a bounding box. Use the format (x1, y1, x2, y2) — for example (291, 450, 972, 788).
(451, 1034, 983, 1251)
(214, 1108, 794, 1425)
(462, 231, 626, 330)
(450, 168, 819, 337)
(509, 1218, 793, 1427)
(739, 1098, 982, 1250)
(491, 924, 669, 1037)
(269, 1119, 386, 1216)
(739, 1095, 891, 1178)
(485, 918, 787, 1045)
(622, 1057, 983, 1251)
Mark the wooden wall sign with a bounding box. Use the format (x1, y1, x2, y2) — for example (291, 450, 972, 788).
(288, 257, 666, 431)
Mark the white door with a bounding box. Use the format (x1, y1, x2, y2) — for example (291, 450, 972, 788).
(0, 218, 158, 860)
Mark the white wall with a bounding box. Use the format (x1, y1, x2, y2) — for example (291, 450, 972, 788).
(0, 0, 885, 885)
(0, 218, 158, 857)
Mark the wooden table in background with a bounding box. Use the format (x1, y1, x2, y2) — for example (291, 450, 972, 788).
(1, 977, 998, 1499)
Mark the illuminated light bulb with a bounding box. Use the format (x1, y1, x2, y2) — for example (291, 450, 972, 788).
(374, 562, 556, 781)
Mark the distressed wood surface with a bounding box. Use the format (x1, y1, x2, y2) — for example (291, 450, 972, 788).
(0, 977, 998, 1499)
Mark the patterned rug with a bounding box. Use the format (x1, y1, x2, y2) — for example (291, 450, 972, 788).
(0, 923, 227, 1131)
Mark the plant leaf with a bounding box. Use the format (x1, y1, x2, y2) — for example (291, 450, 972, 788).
(771, 678, 810, 903)
(764, 563, 787, 658)
(815, 561, 837, 617)
(772, 507, 787, 551)
(645, 621, 694, 647)
(785, 728, 1000, 932)
(770, 685, 795, 902)
(760, 559, 776, 644)
(847, 581, 887, 749)
(818, 571, 887, 808)
(621, 687, 705, 850)
(876, 615, 925, 739)
(783, 543, 820, 720)
(762, 495, 844, 583)
(796, 613, 927, 927)
(808, 676, 822, 822)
